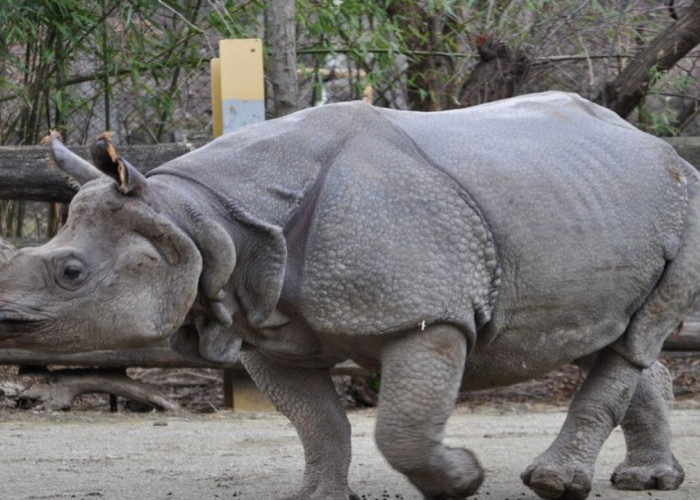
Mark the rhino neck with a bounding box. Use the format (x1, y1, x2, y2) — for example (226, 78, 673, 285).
(147, 102, 404, 337)
(147, 102, 388, 228)
(149, 175, 289, 333)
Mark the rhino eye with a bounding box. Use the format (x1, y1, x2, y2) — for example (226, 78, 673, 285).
(56, 258, 87, 290)
(63, 265, 82, 280)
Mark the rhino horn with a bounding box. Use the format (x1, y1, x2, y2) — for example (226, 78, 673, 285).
(44, 130, 102, 185)
(90, 132, 160, 210)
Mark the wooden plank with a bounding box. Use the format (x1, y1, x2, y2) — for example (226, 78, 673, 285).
(0, 344, 371, 374)
(663, 334, 700, 351)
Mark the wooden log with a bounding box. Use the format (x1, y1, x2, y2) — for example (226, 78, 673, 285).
(0, 141, 206, 202)
(0, 345, 230, 369)
(665, 310, 700, 351)
(0, 346, 372, 376)
(663, 335, 700, 351)
(19, 371, 180, 412)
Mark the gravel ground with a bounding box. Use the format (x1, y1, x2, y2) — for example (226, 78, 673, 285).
(0, 352, 698, 500)
(0, 406, 699, 500)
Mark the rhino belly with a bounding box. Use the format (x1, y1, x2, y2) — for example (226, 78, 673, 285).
(460, 313, 630, 390)
(459, 231, 669, 390)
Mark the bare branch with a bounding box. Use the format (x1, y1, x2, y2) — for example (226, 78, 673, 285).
(595, 0, 700, 117)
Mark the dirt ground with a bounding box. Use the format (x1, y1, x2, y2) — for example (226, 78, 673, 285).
(0, 406, 699, 500)
(0, 352, 699, 500)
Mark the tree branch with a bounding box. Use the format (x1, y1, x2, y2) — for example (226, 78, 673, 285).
(595, 0, 700, 117)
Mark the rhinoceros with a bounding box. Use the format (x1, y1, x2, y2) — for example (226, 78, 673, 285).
(0, 91, 697, 500)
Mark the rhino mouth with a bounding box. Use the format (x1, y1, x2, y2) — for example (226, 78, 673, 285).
(0, 309, 48, 338)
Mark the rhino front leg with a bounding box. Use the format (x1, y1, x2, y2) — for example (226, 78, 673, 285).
(522, 349, 641, 499)
(375, 325, 483, 499)
(611, 359, 684, 490)
(240, 350, 358, 500)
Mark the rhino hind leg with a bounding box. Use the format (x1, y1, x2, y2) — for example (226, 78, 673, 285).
(240, 351, 358, 500)
(606, 190, 700, 492)
(521, 349, 642, 500)
(611, 360, 685, 490)
(375, 325, 483, 499)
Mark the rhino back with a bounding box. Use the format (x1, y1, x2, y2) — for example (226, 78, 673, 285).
(381, 91, 692, 372)
(149, 104, 372, 227)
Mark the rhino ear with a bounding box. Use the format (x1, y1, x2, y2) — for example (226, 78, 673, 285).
(44, 130, 103, 185)
(90, 132, 159, 209)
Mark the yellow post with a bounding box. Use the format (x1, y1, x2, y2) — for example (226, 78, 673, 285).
(210, 58, 223, 137)
(211, 39, 274, 412)
(218, 38, 265, 134)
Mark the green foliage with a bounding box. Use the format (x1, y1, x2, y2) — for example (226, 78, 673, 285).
(0, 0, 213, 238)
(205, 0, 264, 39)
(0, 0, 209, 145)
(367, 374, 381, 394)
(1, 0, 698, 140)
(635, 64, 696, 137)
(296, 0, 400, 101)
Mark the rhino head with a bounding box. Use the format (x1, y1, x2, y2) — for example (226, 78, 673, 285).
(0, 133, 238, 360)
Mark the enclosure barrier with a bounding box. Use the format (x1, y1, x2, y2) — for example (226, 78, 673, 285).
(0, 137, 699, 410)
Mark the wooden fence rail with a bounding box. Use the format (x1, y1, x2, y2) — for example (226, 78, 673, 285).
(0, 141, 205, 202)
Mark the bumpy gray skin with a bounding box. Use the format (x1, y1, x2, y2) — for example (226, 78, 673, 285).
(0, 92, 698, 500)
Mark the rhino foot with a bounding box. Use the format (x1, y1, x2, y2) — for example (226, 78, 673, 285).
(280, 487, 359, 500)
(409, 447, 484, 499)
(610, 459, 684, 491)
(521, 463, 591, 500)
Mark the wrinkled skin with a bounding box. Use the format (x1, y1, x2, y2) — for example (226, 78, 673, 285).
(0, 92, 698, 499)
